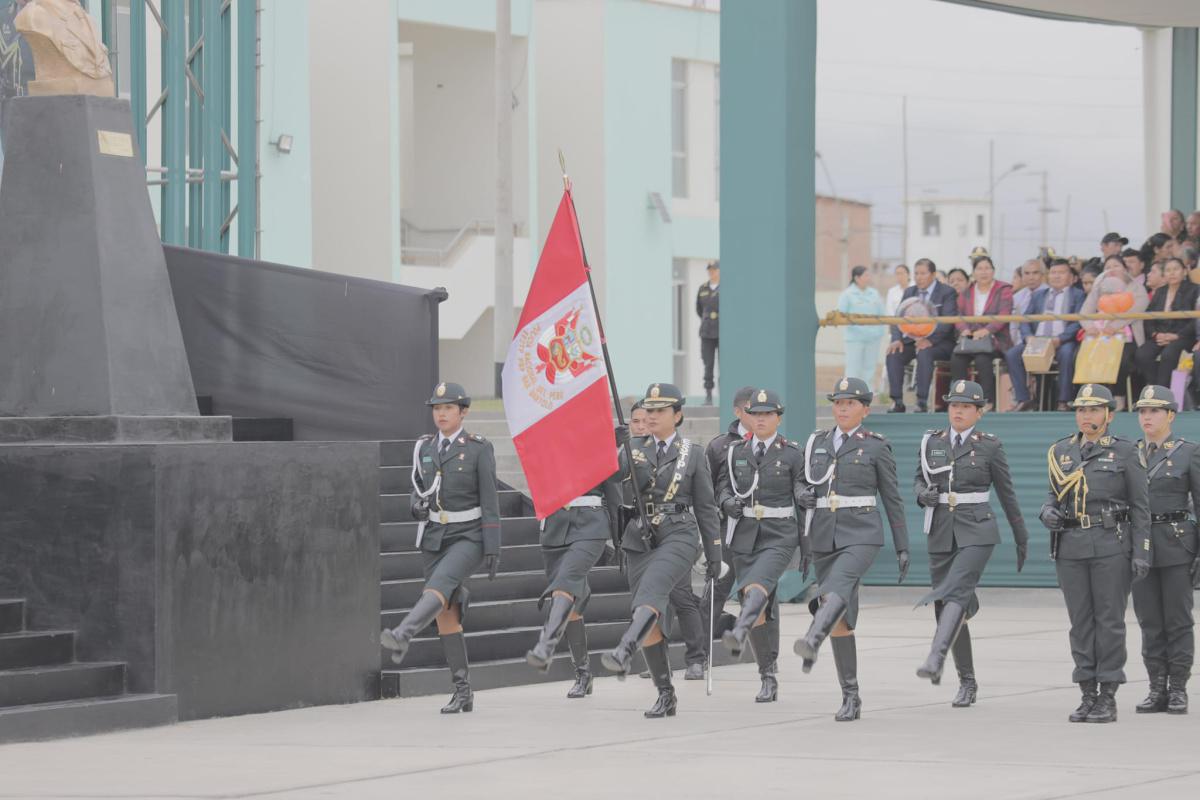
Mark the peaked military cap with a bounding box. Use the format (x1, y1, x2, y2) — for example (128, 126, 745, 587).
(746, 388, 784, 414)
(1134, 384, 1178, 412)
(427, 381, 470, 407)
(1069, 383, 1115, 410)
(944, 379, 987, 407)
(827, 376, 872, 403)
(641, 382, 684, 410)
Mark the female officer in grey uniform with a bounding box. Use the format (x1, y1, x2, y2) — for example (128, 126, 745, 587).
(1041, 383, 1150, 724)
(793, 376, 910, 722)
(380, 382, 501, 714)
(525, 472, 623, 699)
(913, 380, 1029, 706)
(1132, 384, 1200, 715)
(601, 383, 722, 718)
(717, 388, 809, 703)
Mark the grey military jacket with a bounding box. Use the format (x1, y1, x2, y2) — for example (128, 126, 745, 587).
(538, 473, 623, 548)
(802, 427, 909, 554)
(717, 435, 807, 555)
(1137, 437, 1200, 568)
(619, 435, 722, 566)
(706, 421, 744, 488)
(411, 431, 501, 555)
(914, 429, 1029, 554)
(1045, 434, 1150, 561)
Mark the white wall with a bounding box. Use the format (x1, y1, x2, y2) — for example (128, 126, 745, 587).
(673, 59, 719, 219)
(906, 200, 991, 272)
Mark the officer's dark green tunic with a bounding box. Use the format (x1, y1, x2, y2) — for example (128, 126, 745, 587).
(538, 473, 623, 614)
(412, 431, 501, 618)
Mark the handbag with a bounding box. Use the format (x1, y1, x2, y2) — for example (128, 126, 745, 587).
(955, 332, 993, 355)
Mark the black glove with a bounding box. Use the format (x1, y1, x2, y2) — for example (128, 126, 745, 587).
(485, 554, 500, 581)
(1131, 557, 1150, 583)
(1016, 542, 1028, 573)
(917, 485, 940, 508)
(897, 550, 910, 584)
(614, 424, 630, 448)
(411, 499, 430, 522)
(800, 552, 812, 581)
(721, 498, 744, 519)
(1191, 556, 1200, 589)
(794, 485, 818, 510)
(705, 560, 722, 581)
(1038, 504, 1065, 530)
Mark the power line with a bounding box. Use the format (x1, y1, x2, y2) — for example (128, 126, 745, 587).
(820, 87, 1139, 111)
(819, 57, 1141, 83)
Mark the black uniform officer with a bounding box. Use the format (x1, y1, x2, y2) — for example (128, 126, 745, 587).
(602, 383, 723, 718)
(380, 382, 501, 714)
(525, 470, 623, 699)
(1041, 383, 1150, 723)
(696, 261, 720, 405)
(913, 379, 1029, 706)
(1131, 384, 1200, 715)
(794, 376, 910, 722)
(716, 388, 809, 703)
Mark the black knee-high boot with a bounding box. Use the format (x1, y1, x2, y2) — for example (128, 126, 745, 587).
(722, 587, 769, 657)
(439, 632, 473, 714)
(917, 601, 965, 684)
(526, 594, 574, 672)
(830, 634, 861, 722)
(602, 606, 658, 678)
(793, 593, 847, 670)
(380, 590, 443, 665)
(564, 618, 593, 699)
(951, 623, 977, 707)
(749, 624, 778, 703)
(642, 640, 677, 718)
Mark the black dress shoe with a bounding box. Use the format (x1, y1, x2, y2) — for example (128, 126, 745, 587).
(888, 402, 906, 414)
(1056, 402, 1070, 412)
(915, 401, 929, 413)
(684, 662, 705, 680)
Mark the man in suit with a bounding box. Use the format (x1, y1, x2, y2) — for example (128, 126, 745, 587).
(886, 258, 958, 413)
(1006, 259, 1085, 411)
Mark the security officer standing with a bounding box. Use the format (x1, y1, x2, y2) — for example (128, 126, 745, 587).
(696, 261, 720, 405)
(913, 380, 1029, 706)
(717, 388, 809, 703)
(794, 377, 910, 721)
(380, 382, 501, 714)
(602, 383, 723, 718)
(1041, 383, 1150, 723)
(524, 468, 624, 699)
(1131, 385, 1200, 715)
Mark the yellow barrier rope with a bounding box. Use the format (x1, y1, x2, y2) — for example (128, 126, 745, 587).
(819, 309, 1200, 327)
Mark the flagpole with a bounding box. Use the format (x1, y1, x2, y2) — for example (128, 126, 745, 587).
(559, 151, 648, 538)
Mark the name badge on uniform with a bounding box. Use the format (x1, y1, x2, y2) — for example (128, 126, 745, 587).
(931, 449, 946, 457)
(815, 448, 827, 454)
(735, 459, 748, 466)
(422, 456, 433, 463)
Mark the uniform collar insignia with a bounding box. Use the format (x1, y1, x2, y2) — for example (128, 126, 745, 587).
(1099, 435, 1113, 446)
(1165, 440, 1175, 450)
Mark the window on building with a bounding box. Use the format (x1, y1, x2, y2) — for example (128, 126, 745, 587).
(922, 210, 940, 237)
(713, 65, 720, 201)
(671, 59, 688, 198)
(976, 214, 985, 236)
(671, 259, 688, 387)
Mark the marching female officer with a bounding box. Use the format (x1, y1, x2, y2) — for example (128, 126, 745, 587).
(380, 382, 501, 714)
(525, 470, 623, 700)
(1131, 384, 1200, 715)
(794, 376, 910, 722)
(913, 380, 1029, 706)
(601, 383, 722, 718)
(1041, 383, 1150, 723)
(717, 388, 809, 703)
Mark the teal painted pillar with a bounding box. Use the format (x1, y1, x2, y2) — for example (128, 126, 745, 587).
(237, 0, 257, 258)
(200, 0, 226, 252)
(129, 0, 146, 163)
(161, 0, 186, 245)
(187, 0, 204, 246)
(719, 0, 817, 434)
(1171, 28, 1198, 214)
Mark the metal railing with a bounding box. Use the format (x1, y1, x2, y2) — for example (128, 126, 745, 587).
(400, 218, 524, 267)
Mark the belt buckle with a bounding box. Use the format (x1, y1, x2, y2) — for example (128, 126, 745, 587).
(753, 504, 764, 520)
(439, 510, 449, 524)
(1079, 514, 1092, 530)
(645, 502, 655, 517)
(948, 492, 958, 510)
(828, 492, 840, 512)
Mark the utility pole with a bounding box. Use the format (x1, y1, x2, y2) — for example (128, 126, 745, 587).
(493, 0, 513, 397)
(901, 95, 909, 264)
(988, 139, 994, 253)
(1040, 170, 1048, 249)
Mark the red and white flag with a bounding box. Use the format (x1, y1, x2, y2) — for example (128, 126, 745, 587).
(502, 190, 617, 520)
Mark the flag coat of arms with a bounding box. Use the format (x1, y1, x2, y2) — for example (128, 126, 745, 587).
(501, 190, 617, 519)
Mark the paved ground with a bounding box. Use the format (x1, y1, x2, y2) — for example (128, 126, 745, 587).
(1, 587, 1197, 800)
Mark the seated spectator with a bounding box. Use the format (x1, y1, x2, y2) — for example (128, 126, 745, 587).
(1163, 209, 1188, 243)
(950, 255, 1013, 409)
(1135, 257, 1198, 387)
(1079, 262, 1102, 295)
(1080, 255, 1150, 409)
(1187, 210, 1200, 247)
(1146, 262, 1165, 292)
(946, 267, 969, 295)
(1142, 233, 1172, 269)
(1121, 248, 1145, 284)
(1006, 259, 1084, 411)
(1010, 259, 1044, 348)
(884, 258, 957, 413)
(1100, 232, 1128, 261)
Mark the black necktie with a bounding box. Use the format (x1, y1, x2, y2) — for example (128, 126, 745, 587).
(657, 441, 667, 463)
(954, 434, 963, 450)
(440, 438, 450, 459)
(756, 442, 766, 459)
(1148, 442, 1158, 457)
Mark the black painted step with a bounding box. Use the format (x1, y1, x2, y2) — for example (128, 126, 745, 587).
(381, 440, 419, 468)
(381, 643, 752, 698)
(381, 567, 628, 609)
(382, 543, 546, 581)
(232, 417, 294, 442)
(196, 395, 214, 415)
(0, 600, 23, 635)
(381, 516, 542, 551)
(384, 621, 627, 669)
(380, 466, 413, 493)
(0, 662, 125, 708)
(0, 632, 74, 670)
(380, 491, 529, 523)
(0, 693, 177, 744)
(379, 591, 633, 634)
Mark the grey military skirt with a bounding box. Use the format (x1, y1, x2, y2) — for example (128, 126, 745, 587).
(810, 544, 880, 630)
(422, 535, 485, 620)
(733, 542, 797, 600)
(917, 543, 993, 618)
(627, 534, 701, 639)
(540, 538, 607, 613)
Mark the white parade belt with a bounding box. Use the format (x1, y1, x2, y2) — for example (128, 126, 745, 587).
(725, 504, 796, 545)
(815, 494, 876, 510)
(937, 491, 990, 507)
(415, 506, 483, 548)
(566, 496, 604, 508)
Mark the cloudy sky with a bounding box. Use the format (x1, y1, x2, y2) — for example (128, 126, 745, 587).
(815, 0, 1144, 270)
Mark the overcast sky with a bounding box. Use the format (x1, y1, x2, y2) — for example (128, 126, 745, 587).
(815, 0, 1144, 270)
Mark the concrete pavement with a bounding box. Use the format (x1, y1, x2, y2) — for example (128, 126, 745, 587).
(1, 587, 1197, 800)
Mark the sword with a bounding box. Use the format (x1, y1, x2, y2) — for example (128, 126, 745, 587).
(706, 577, 715, 696)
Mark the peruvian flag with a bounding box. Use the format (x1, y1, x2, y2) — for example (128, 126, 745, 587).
(502, 189, 617, 520)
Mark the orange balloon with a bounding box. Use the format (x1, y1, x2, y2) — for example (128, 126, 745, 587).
(1097, 291, 1134, 314)
(899, 321, 935, 337)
